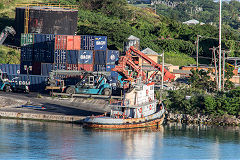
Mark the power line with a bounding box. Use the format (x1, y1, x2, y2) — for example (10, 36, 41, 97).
(199, 35, 240, 43)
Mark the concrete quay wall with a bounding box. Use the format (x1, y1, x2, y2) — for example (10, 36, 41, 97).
(0, 111, 85, 123)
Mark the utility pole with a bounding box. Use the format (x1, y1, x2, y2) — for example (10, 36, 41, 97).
(222, 50, 230, 91)
(161, 51, 164, 90)
(218, 0, 222, 91)
(196, 35, 200, 68)
(222, 50, 225, 91)
(210, 47, 218, 89)
(160, 51, 164, 102)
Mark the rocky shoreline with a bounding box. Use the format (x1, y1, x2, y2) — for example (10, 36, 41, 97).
(165, 111, 240, 126)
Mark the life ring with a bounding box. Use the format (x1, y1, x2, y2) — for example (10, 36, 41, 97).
(149, 97, 152, 102)
(146, 89, 149, 95)
(150, 105, 152, 110)
(139, 108, 142, 113)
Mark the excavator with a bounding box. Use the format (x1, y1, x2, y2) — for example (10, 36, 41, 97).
(112, 46, 175, 83)
(0, 26, 16, 45)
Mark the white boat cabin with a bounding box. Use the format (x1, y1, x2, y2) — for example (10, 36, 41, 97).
(110, 82, 157, 119)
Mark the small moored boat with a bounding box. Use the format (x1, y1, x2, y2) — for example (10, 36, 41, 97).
(83, 82, 165, 129)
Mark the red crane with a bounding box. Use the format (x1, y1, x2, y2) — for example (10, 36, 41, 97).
(112, 46, 175, 82)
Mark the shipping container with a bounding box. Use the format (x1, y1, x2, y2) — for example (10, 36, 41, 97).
(44, 34, 55, 63)
(0, 64, 20, 75)
(107, 50, 119, 65)
(55, 35, 67, 50)
(106, 64, 115, 72)
(20, 61, 33, 74)
(79, 50, 93, 64)
(67, 64, 93, 72)
(8, 74, 48, 91)
(94, 36, 107, 50)
(21, 45, 33, 61)
(41, 63, 53, 76)
(44, 42, 55, 63)
(67, 50, 79, 64)
(54, 63, 66, 70)
(21, 33, 34, 46)
(34, 34, 55, 63)
(66, 35, 81, 50)
(94, 64, 106, 71)
(34, 34, 46, 44)
(67, 50, 93, 64)
(94, 50, 106, 65)
(54, 50, 66, 64)
(32, 62, 41, 75)
(81, 35, 94, 50)
(33, 46, 45, 62)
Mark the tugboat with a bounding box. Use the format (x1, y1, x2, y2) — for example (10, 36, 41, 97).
(83, 81, 165, 129)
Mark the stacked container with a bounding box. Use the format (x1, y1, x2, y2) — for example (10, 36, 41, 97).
(93, 36, 107, 72)
(20, 34, 121, 76)
(0, 64, 20, 75)
(20, 33, 34, 74)
(66, 50, 94, 71)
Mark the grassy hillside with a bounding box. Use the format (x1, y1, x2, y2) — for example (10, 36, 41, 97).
(75, 0, 240, 63)
(0, 0, 239, 66)
(0, 46, 20, 64)
(0, 0, 42, 64)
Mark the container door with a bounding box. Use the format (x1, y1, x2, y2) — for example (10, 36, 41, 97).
(94, 36, 107, 50)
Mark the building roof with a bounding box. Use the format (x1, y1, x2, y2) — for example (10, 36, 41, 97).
(128, 35, 140, 41)
(183, 19, 204, 25)
(141, 47, 159, 55)
(173, 69, 192, 75)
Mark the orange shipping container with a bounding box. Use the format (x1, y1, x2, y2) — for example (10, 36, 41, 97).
(66, 35, 81, 50)
(66, 64, 93, 72)
(55, 35, 67, 50)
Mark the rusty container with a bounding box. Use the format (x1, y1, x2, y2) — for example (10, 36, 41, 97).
(55, 35, 67, 50)
(66, 64, 94, 72)
(66, 35, 81, 50)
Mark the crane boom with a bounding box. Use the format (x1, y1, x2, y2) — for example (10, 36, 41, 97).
(112, 46, 175, 82)
(0, 26, 16, 45)
(129, 46, 175, 81)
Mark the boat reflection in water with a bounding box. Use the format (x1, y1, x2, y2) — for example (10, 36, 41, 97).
(92, 126, 164, 159)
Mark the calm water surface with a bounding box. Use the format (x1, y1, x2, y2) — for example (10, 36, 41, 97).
(0, 119, 240, 159)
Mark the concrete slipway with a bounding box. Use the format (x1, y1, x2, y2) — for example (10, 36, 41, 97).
(0, 92, 110, 124)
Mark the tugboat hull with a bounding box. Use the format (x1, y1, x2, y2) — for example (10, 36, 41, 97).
(83, 108, 165, 130)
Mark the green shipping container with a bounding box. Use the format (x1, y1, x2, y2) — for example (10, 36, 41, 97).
(21, 33, 34, 46)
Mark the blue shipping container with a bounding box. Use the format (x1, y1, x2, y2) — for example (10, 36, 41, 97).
(34, 34, 55, 44)
(34, 34, 46, 44)
(107, 50, 119, 65)
(79, 50, 93, 64)
(41, 63, 53, 76)
(21, 46, 33, 61)
(106, 64, 115, 72)
(34, 34, 55, 63)
(94, 64, 106, 72)
(8, 74, 48, 91)
(0, 64, 20, 75)
(33, 46, 45, 62)
(67, 50, 79, 64)
(94, 36, 107, 50)
(67, 50, 93, 64)
(81, 35, 94, 50)
(94, 50, 106, 65)
(54, 50, 66, 64)
(54, 63, 66, 70)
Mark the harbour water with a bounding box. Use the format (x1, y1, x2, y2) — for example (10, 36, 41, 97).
(0, 119, 240, 159)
